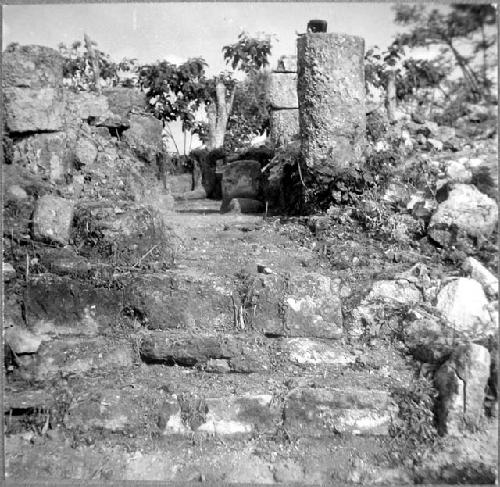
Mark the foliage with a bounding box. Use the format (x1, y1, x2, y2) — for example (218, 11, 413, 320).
(390, 377, 439, 460)
(393, 4, 497, 101)
(222, 31, 272, 73)
(58, 38, 119, 91)
(224, 71, 271, 152)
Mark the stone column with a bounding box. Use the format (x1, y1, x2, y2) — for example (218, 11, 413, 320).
(269, 55, 299, 146)
(297, 33, 366, 178)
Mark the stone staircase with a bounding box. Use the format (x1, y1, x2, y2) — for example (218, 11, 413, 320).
(4, 196, 423, 483)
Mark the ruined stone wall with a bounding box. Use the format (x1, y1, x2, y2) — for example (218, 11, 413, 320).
(268, 56, 299, 146)
(297, 33, 366, 179)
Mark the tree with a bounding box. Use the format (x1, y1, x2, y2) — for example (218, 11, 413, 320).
(204, 31, 272, 150)
(393, 4, 497, 101)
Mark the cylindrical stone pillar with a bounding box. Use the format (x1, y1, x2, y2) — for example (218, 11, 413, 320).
(297, 33, 366, 178)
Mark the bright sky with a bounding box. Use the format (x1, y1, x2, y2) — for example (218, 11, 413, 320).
(4, 2, 405, 74)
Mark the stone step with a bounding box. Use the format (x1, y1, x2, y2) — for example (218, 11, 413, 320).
(4, 434, 414, 484)
(5, 365, 400, 439)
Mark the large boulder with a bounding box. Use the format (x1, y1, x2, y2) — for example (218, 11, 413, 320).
(3, 87, 65, 133)
(122, 114, 163, 164)
(2, 44, 63, 89)
(32, 195, 74, 245)
(435, 343, 491, 436)
(220, 160, 262, 210)
(428, 184, 498, 246)
(463, 257, 498, 299)
(435, 278, 492, 337)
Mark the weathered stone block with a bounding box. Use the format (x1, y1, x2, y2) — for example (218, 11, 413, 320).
(24, 274, 123, 337)
(102, 87, 146, 120)
(2, 44, 63, 89)
(428, 184, 498, 245)
(222, 198, 264, 214)
(284, 387, 394, 436)
(297, 33, 366, 178)
(269, 109, 300, 146)
(269, 73, 298, 109)
(123, 272, 233, 330)
(283, 338, 356, 365)
(65, 91, 111, 122)
(122, 114, 163, 164)
(435, 343, 491, 435)
(75, 137, 98, 167)
(3, 87, 65, 132)
(32, 195, 74, 245)
(11, 132, 75, 182)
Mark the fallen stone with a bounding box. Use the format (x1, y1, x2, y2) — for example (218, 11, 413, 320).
(3, 87, 65, 133)
(5, 184, 28, 201)
(463, 257, 498, 298)
(435, 343, 491, 435)
(283, 338, 355, 366)
(269, 73, 298, 109)
(38, 247, 91, 277)
(428, 184, 498, 245)
(3, 262, 16, 281)
(284, 387, 395, 436)
(4, 325, 43, 354)
(4, 388, 52, 411)
(222, 198, 264, 214)
(221, 160, 262, 204)
(205, 358, 231, 373)
(32, 195, 74, 245)
(445, 160, 473, 183)
(435, 278, 492, 336)
(427, 138, 443, 151)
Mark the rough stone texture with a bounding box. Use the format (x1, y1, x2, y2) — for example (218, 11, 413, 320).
(269, 109, 300, 146)
(445, 160, 473, 184)
(32, 195, 74, 245)
(38, 247, 92, 277)
(140, 332, 270, 372)
(3, 87, 65, 133)
(19, 337, 134, 381)
(221, 160, 262, 206)
(24, 274, 123, 337)
(435, 278, 492, 336)
(5, 184, 29, 201)
(102, 87, 146, 120)
(75, 137, 98, 167)
(428, 184, 498, 245)
(269, 73, 298, 109)
(123, 273, 233, 330)
(196, 395, 279, 435)
(11, 131, 75, 183)
(276, 55, 298, 73)
(283, 338, 356, 365)
(223, 198, 264, 215)
(64, 91, 111, 122)
(463, 257, 498, 298)
(4, 326, 43, 354)
(435, 343, 491, 435)
(284, 387, 394, 436)
(122, 114, 163, 164)
(251, 272, 343, 338)
(2, 44, 63, 89)
(297, 33, 366, 178)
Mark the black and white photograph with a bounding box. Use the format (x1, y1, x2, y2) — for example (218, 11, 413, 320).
(1, 2, 498, 483)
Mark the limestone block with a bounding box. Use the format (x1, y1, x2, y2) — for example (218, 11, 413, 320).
(32, 195, 74, 245)
(269, 73, 298, 109)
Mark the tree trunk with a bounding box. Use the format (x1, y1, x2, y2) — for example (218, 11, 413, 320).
(84, 33, 100, 93)
(447, 40, 482, 100)
(206, 80, 235, 150)
(480, 25, 491, 99)
(385, 70, 397, 122)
